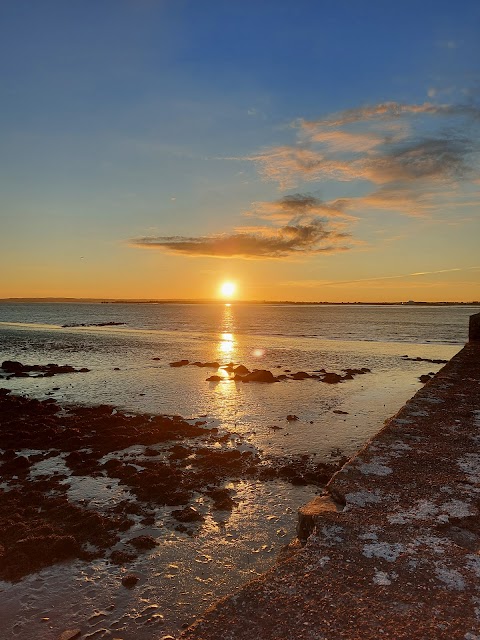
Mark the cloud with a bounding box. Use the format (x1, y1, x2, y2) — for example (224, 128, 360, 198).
(285, 266, 480, 288)
(249, 145, 361, 188)
(247, 99, 480, 217)
(299, 101, 480, 128)
(131, 219, 351, 259)
(130, 98, 479, 261)
(246, 193, 354, 223)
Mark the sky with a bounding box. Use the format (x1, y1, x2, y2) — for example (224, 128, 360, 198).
(1, 0, 479, 302)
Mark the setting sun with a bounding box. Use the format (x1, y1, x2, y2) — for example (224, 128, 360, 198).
(220, 281, 237, 298)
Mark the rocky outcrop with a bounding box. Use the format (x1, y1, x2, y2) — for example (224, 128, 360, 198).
(1, 361, 90, 377)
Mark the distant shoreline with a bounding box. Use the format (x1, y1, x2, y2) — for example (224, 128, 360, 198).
(1, 298, 479, 307)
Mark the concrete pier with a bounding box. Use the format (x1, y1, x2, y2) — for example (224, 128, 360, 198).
(181, 313, 480, 640)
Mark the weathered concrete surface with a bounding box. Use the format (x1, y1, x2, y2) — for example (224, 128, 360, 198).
(181, 340, 480, 640)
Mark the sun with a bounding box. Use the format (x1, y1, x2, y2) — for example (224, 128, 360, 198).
(220, 281, 236, 298)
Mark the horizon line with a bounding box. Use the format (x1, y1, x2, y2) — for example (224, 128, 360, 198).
(1, 297, 479, 306)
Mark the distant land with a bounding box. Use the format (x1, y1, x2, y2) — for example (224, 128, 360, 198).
(1, 298, 479, 306)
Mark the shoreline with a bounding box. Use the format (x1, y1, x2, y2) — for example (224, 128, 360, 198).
(180, 317, 480, 639)
(0, 388, 341, 638)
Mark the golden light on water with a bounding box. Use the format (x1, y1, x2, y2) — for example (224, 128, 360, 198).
(220, 281, 236, 298)
(219, 332, 235, 355)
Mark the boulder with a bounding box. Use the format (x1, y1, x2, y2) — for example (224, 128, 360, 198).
(127, 535, 157, 550)
(241, 369, 278, 383)
(171, 506, 204, 523)
(233, 364, 250, 375)
(122, 574, 139, 588)
(290, 371, 312, 380)
(322, 372, 343, 384)
(1, 360, 24, 373)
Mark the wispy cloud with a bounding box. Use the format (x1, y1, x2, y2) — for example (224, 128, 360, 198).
(131, 99, 479, 260)
(246, 193, 354, 223)
(285, 266, 480, 288)
(247, 99, 480, 217)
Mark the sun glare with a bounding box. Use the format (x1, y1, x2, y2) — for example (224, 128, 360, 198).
(220, 281, 236, 298)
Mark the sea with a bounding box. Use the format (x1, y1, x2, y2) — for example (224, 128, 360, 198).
(0, 302, 477, 638)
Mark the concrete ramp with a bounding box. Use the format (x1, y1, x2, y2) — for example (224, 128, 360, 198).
(181, 314, 480, 640)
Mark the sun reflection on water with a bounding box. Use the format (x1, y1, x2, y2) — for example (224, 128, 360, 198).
(217, 305, 236, 361)
(219, 332, 234, 356)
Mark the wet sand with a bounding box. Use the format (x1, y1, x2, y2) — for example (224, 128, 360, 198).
(0, 388, 340, 638)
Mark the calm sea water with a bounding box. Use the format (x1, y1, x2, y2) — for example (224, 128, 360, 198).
(0, 302, 476, 458)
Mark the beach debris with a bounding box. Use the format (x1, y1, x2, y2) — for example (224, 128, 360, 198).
(333, 410, 349, 415)
(286, 415, 299, 421)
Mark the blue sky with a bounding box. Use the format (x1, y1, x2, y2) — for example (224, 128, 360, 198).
(1, 0, 479, 300)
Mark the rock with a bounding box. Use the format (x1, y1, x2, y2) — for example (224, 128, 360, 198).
(192, 361, 220, 368)
(206, 375, 223, 382)
(233, 364, 250, 375)
(419, 374, 432, 383)
(110, 549, 136, 565)
(322, 372, 343, 384)
(127, 535, 157, 550)
(171, 506, 204, 523)
(121, 574, 139, 588)
(59, 630, 81, 640)
(206, 487, 237, 511)
(241, 369, 278, 383)
(290, 371, 312, 380)
(286, 415, 299, 421)
(1, 360, 24, 373)
(297, 495, 340, 542)
(169, 360, 189, 367)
